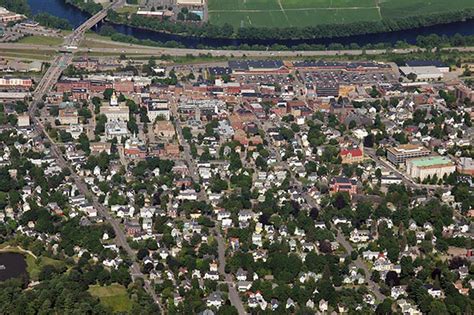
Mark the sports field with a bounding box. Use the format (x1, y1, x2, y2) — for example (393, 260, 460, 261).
(208, 0, 474, 28)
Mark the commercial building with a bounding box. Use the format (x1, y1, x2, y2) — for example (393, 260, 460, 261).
(386, 144, 431, 166)
(58, 108, 79, 125)
(146, 99, 170, 122)
(0, 7, 26, 23)
(457, 157, 474, 176)
(455, 84, 474, 103)
(405, 60, 450, 73)
(399, 66, 443, 81)
(228, 60, 288, 74)
(406, 156, 455, 181)
(0, 77, 33, 89)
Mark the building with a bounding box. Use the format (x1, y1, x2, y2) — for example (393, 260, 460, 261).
(147, 99, 170, 122)
(399, 66, 443, 81)
(0, 77, 33, 89)
(457, 157, 474, 176)
(0, 7, 26, 23)
(90, 142, 112, 155)
(177, 0, 205, 5)
(340, 146, 364, 164)
(228, 60, 288, 74)
(405, 60, 450, 73)
(330, 177, 357, 195)
(124, 137, 147, 158)
(154, 120, 176, 138)
(386, 144, 431, 166)
(17, 114, 30, 127)
(100, 105, 129, 122)
(455, 84, 474, 103)
(105, 120, 129, 141)
(58, 108, 79, 125)
(316, 83, 339, 97)
(406, 156, 455, 181)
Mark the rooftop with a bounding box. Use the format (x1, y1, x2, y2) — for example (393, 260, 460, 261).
(409, 156, 453, 167)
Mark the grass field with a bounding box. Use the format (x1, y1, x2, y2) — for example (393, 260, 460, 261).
(18, 36, 64, 46)
(208, 0, 474, 28)
(88, 284, 133, 313)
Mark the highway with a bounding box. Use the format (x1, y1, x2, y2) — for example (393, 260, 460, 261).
(3, 41, 474, 58)
(27, 0, 164, 312)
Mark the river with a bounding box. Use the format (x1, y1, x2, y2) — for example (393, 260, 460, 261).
(0, 252, 28, 281)
(28, 0, 474, 48)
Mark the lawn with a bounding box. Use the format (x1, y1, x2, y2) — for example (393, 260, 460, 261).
(88, 284, 133, 313)
(208, 0, 474, 28)
(26, 255, 65, 280)
(18, 35, 64, 46)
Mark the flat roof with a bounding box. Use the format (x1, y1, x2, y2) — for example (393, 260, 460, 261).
(409, 156, 453, 167)
(388, 144, 430, 154)
(399, 66, 442, 76)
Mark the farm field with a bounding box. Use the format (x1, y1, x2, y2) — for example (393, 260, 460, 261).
(208, 0, 474, 28)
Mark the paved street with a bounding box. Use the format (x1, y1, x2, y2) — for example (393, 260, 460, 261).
(2, 41, 474, 58)
(25, 0, 164, 312)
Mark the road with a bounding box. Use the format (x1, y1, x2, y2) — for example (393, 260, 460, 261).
(172, 103, 247, 314)
(364, 147, 451, 191)
(27, 0, 164, 312)
(254, 114, 386, 301)
(3, 41, 474, 58)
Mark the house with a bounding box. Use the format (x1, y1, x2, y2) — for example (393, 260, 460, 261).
(236, 268, 248, 281)
(206, 292, 223, 308)
(237, 281, 252, 292)
(391, 286, 407, 299)
(397, 299, 422, 315)
(319, 299, 328, 312)
(124, 220, 141, 237)
(425, 285, 443, 298)
(349, 229, 370, 243)
(252, 233, 263, 247)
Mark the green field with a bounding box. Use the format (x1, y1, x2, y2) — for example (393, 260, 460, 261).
(18, 35, 64, 46)
(208, 0, 474, 28)
(88, 284, 133, 312)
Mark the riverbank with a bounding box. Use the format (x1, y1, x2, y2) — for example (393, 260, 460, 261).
(27, 0, 474, 51)
(109, 8, 474, 41)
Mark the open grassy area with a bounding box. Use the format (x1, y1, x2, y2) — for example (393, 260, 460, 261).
(115, 5, 138, 14)
(26, 255, 65, 280)
(18, 36, 63, 46)
(0, 50, 55, 61)
(88, 284, 133, 312)
(208, 0, 474, 28)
